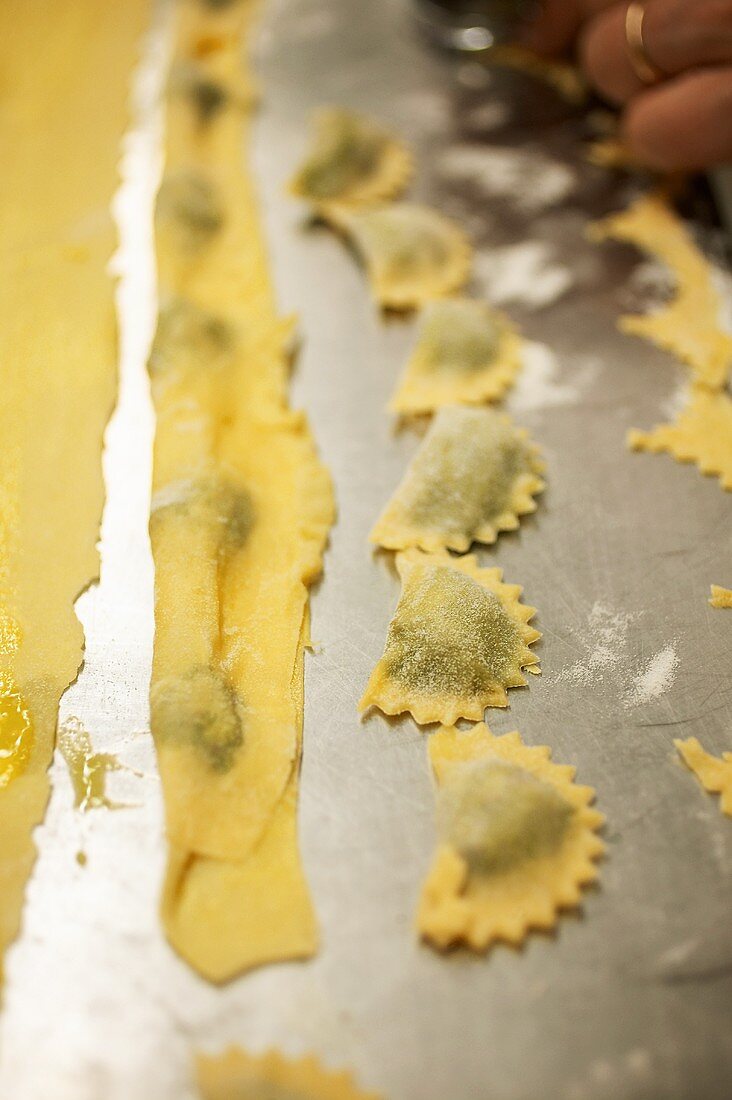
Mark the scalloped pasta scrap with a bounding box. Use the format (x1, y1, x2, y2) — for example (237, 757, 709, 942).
(675, 737, 732, 817)
(589, 193, 732, 390)
(329, 203, 472, 310)
(417, 724, 604, 952)
(289, 106, 412, 212)
(371, 405, 545, 553)
(359, 550, 540, 726)
(585, 139, 641, 170)
(709, 585, 732, 608)
(627, 387, 732, 491)
(389, 298, 523, 415)
(196, 1048, 383, 1100)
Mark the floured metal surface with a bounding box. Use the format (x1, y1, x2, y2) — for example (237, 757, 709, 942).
(1, 1, 731, 1098)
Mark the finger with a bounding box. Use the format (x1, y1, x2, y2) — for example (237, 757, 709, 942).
(581, 0, 732, 105)
(622, 66, 732, 170)
(580, 4, 642, 103)
(644, 0, 732, 74)
(521, 0, 615, 56)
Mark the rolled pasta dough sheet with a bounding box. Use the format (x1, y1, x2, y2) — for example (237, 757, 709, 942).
(0, 0, 148, 981)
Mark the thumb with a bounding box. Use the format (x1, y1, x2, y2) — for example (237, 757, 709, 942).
(622, 66, 732, 171)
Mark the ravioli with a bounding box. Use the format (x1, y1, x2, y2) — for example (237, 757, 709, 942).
(360, 550, 540, 726)
(148, 295, 235, 381)
(388, 298, 523, 415)
(628, 387, 732, 491)
(170, 61, 231, 124)
(709, 585, 732, 609)
(289, 106, 412, 212)
(150, 416, 332, 866)
(371, 406, 545, 553)
(329, 203, 472, 310)
(169, 53, 255, 125)
(155, 167, 225, 254)
(150, 0, 334, 981)
(590, 193, 732, 391)
(196, 1047, 383, 1100)
(417, 725, 604, 952)
(0, 0, 147, 979)
(675, 737, 732, 817)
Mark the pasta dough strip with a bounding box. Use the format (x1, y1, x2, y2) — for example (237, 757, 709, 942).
(589, 192, 732, 391)
(0, 0, 147, 981)
(150, 0, 334, 981)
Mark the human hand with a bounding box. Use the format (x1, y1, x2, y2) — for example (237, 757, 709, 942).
(523, 0, 732, 171)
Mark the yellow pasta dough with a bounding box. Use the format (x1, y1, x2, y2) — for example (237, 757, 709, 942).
(150, 0, 334, 981)
(289, 106, 412, 212)
(675, 737, 732, 817)
(589, 192, 732, 391)
(371, 405, 545, 553)
(388, 298, 523, 416)
(628, 387, 732, 491)
(709, 585, 732, 609)
(488, 45, 588, 105)
(196, 1048, 383, 1100)
(585, 138, 639, 170)
(417, 725, 604, 952)
(57, 718, 125, 812)
(0, 0, 147, 979)
(328, 203, 472, 310)
(360, 550, 540, 726)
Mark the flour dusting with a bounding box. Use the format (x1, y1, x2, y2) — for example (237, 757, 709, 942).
(550, 604, 678, 708)
(567, 1048, 654, 1100)
(439, 144, 576, 213)
(621, 258, 676, 313)
(660, 379, 690, 421)
(552, 603, 631, 687)
(627, 645, 678, 705)
(508, 342, 598, 414)
(398, 90, 450, 133)
(474, 240, 574, 310)
(288, 7, 336, 39)
(466, 100, 510, 132)
(457, 62, 493, 89)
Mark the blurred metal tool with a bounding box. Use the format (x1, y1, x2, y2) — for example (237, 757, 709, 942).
(413, 0, 536, 51)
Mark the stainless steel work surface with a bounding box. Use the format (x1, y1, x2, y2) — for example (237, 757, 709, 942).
(1, 2, 731, 1098)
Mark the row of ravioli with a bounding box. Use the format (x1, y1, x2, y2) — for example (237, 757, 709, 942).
(146, 0, 334, 983)
(289, 108, 605, 953)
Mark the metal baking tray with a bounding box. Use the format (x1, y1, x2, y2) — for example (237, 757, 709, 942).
(1, 2, 731, 1097)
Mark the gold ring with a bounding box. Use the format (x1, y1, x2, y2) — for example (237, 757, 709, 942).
(625, 2, 664, 84)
